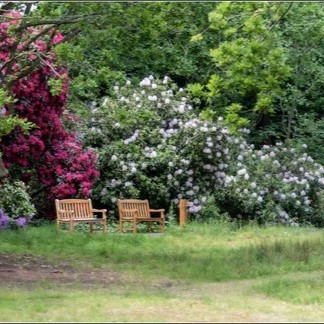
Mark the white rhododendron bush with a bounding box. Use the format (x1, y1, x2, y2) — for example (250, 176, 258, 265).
(83, 76, 324, 226)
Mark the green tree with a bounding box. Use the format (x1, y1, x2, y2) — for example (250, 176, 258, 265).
(196, 2, 293, 144)
(34, 2, 217, 115)
(275, 3, 324, 162)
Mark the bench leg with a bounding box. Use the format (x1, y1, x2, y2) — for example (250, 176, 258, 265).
(90, 222, 94, 233)
(120, 219, 128, 233)
(102, 220, 107, 233)
(70, 219, 74, 232)
(119, 219, 137, 233)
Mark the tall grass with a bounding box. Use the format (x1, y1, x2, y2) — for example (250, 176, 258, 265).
(254, 275, 324, 304)
(0, 221, 323, 282)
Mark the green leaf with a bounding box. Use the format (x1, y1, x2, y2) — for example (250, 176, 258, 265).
(190, 33, 203, 43)
(47, 78, 64, 96)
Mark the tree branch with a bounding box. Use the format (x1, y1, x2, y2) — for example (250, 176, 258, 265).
(0, 2, 16, 14)
(2, 13, 101, 29)
(23, 3, 35, 15)
(0, 13, 101, 43)
(261, 2, 294, 42)
(6, 57, 41, 89)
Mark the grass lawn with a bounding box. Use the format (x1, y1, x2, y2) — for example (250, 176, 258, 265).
(0, 221, 323, 322)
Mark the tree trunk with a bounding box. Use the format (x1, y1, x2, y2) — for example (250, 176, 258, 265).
(0, 156, 8, 180)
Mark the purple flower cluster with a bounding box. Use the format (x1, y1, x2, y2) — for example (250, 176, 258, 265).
(0, 209, 28, 230)
(15, 217, 27, 227)
(0, 208, 10, 229)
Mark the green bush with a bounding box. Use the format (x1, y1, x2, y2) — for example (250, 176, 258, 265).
(199, 195, 230, 223)
(0, 180, 36, 229)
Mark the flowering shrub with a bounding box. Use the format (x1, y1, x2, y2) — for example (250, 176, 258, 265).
(0, 180, 36, 229)
(84, 76, 240, 215)
(84, 75, 324, 226)
(0, 11, 100, 211)
(223, 143, 324, 226)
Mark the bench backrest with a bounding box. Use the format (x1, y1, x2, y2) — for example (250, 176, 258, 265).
(55, 199, 94, 220)
(117, 199, 150, 218)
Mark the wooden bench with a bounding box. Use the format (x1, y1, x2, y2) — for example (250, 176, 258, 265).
(117, 199, 165, 233)
(55, 198, 107, 233)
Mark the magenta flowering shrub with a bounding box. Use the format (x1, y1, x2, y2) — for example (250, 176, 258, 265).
(0, 11, 99, 210)
(36, 135, 99, 199)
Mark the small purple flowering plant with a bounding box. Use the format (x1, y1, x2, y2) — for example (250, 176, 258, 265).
(0, 208, 10, 229)
(0, 209, 29, 229)
(0, 180, 36, 230)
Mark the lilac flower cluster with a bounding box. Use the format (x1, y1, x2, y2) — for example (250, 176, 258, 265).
(15, 217, 27, 227)
(0, 209, 28, 230)
(224, 142, 324, 225)
(85, 75, 324, 226)
(0, 208, 10, 229)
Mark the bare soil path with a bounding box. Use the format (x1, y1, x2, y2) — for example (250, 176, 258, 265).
(1, 253, 323, 322)
(0, 253, 121, 288)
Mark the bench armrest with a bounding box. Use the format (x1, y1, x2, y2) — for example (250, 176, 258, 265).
(92, 209, 107, 219)
(149, 209, 165, 218)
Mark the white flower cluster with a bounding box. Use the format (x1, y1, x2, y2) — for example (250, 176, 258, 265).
(142, 147, 158, 158)
(124, 130, 139, 145)
(224, 140, 324, 223)
(89, 75, 324, 226)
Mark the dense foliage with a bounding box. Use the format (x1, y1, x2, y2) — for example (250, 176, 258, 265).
(82, 77, 324, 226)
(35, 2, 216, 111)
(278, 3, 324, 163)
(0, 3, 323, 227)
(193, 2, 324, 152)
(34, 2, 324, 162)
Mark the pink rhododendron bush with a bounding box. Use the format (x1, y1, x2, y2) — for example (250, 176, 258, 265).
(0, 11, 99, 220)
(84, 76, 324, 226)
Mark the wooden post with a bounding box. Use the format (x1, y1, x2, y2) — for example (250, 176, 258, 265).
(179, 199, 187, 227)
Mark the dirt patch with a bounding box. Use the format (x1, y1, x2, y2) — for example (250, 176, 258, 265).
(1, 253, 323, 322)
(0, 253, 122, 288)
